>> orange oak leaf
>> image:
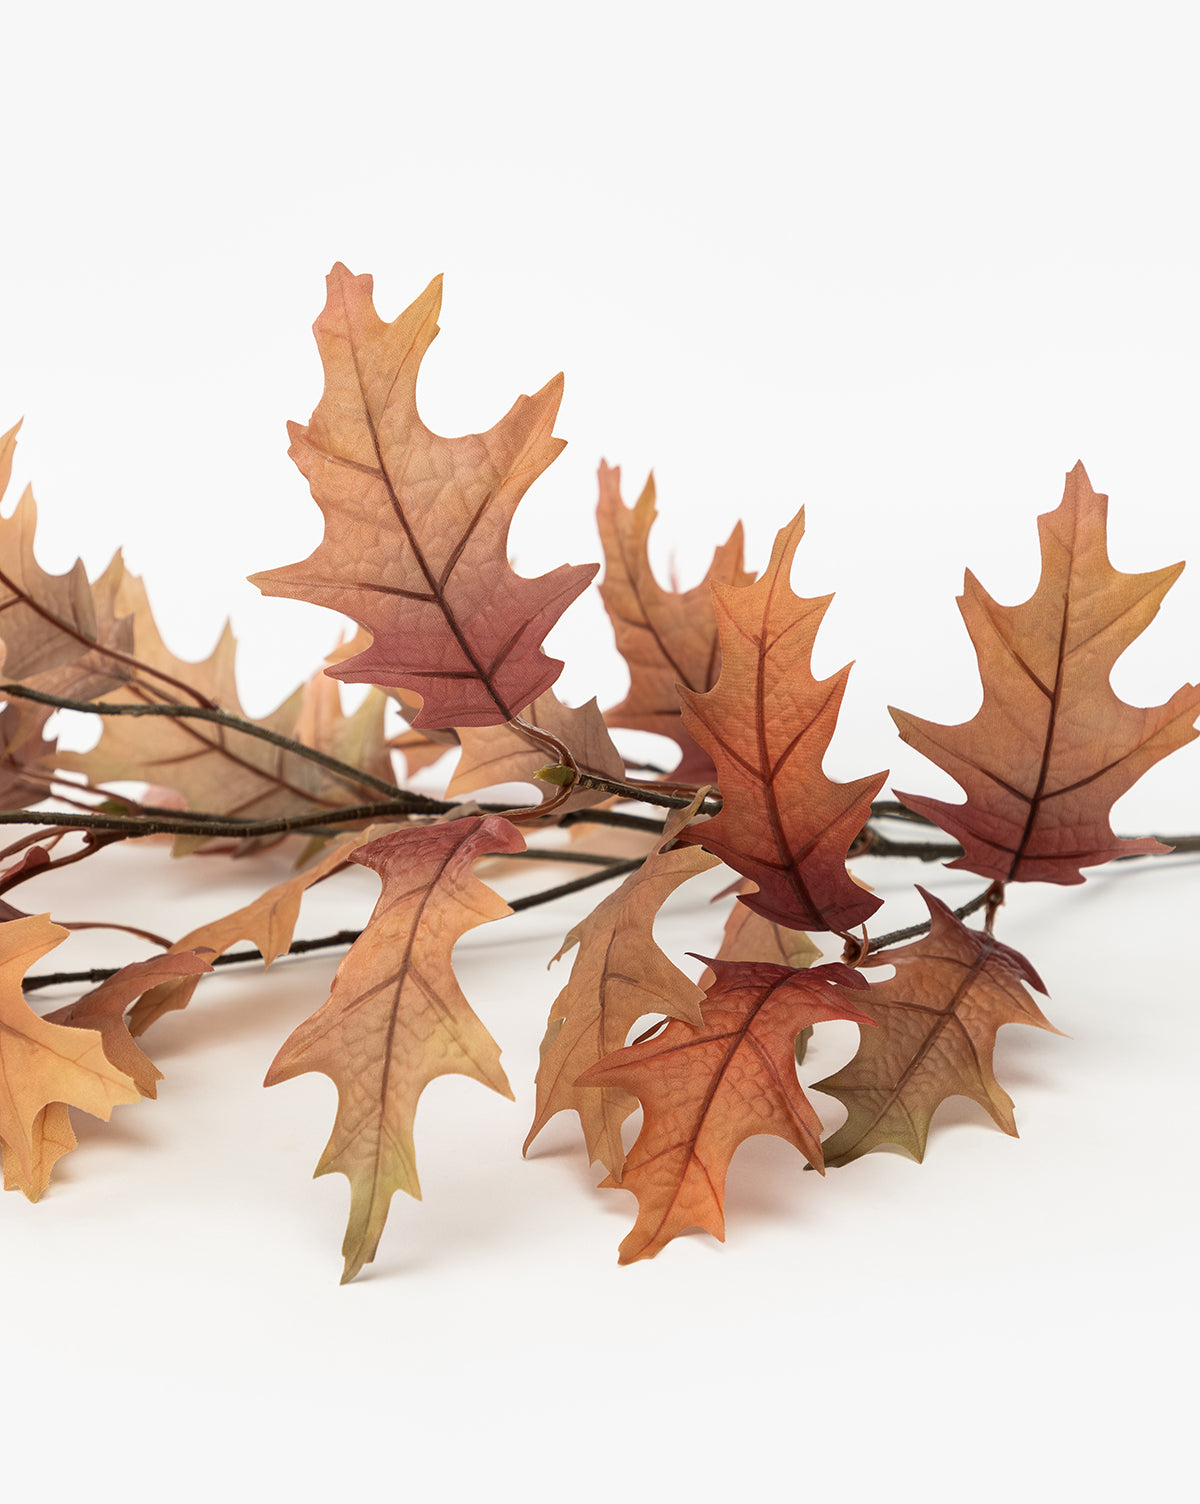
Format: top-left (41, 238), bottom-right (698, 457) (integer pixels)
top-left (264, 815), bottom-right (523, 1282)
top-left (249, 265), bottom-right (597, 729)
top-left (598, 463), bottom-right (753, 779)
top-left (2, 1102), bottom-right (74, 1201)
top-left (45, 951), bottom-right (214, 1095)
top-left (60, 561), bottom-right (393, 849)
top-left (448, 688), bottom-right (625, 813)
top-left (126, 825), bottom-right (388, 1035)
top-left (814, 889), bottom-right (1061, 1166)
top-left (0, 915), bottom-right (144, 1194)
top-left (891, 464), bottom-right (1200, 883)
top-left (676, 511), bottom-right (886, 933)
top-left (524, 839), bottom-right (720, 1178)
top-left (1, 950), bottom-right (213, 1201)
top-left (580, 956), bottom-right (873, 1263)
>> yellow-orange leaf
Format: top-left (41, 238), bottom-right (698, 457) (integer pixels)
top-left (892, 463), bottom-right (1200, 883)
top-left (0, 915), bottom-right (143, 1193)
top-left (524, 839), bottom-right (719, 1178)
top-left (265, 815), bottom-right (522, 1282)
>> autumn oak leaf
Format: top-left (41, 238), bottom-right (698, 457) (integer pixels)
top-left (580, 957), bottom-right (873, 1264)
top-left (814, 889), bottom-right (1062, 1166)
top-left (676, 511), bottom-right (886, 933)
top-left (524, 839), bottom-right (720, 1178)
top-left (249, 266), bottom-right (597, 728)
top-left (265, 815), bottom-right (523, 1282)
top-left (891, 463), bottom-right (1200, 883)
top-left (0, 915), bottom-right (145, 1195)
top-left (597, 463), bottom-right (753, 779)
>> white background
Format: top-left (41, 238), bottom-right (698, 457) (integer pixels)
top-left (1, 3), bottom-right (1197, 1499)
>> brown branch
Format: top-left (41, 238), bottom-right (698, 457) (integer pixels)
top-left (1, 682), bottom-right (417, 804)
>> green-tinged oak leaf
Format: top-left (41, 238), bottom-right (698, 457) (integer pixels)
top-left (449, 688), bottom-right (625, 813)
top-left (524, 839), bottom-right (720, 1178)
top-left (249, 265), bottom-right (597, 729)
top-left (580, 956), bottom-right (873, 1263)
top-left (0, 914), bottom-right (143, 1195)
top-left (814, 888), bottom-right (1062, 1166)
top-left (677, 511), bottom-right (886, 933)
top-left (891, 463), bottom-right (1200, 883)
top-left (265, 815), bottom-right (523, 1283)
top-left (598, 462), bottom-right (753, 780)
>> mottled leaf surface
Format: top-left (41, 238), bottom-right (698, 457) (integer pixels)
top-left (677, 512), bottom-right (885, 932)
top-left (525, 840), bottom-right (719, 1177)
top-left (815, 889), bottom-right (1061, 1166)
top-left (892, 464), bottom-right (1200, 883)
top-left (580, 957), bottom-right (872, 1263)
top-left (598, 463), bottom-right (752, 779)
top-left (251, 266), bottom-right (596, 727)
top-left (265, 815), bottom-right (522, 1282)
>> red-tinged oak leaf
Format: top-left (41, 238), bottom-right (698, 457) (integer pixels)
top-left (892, 463), bottom-right (1200, 884)
top-left (524, 839), bottom-right (720, 1178)
top-left (814, 888), bottom-right (1062, 1167)
top-left (598, 463), bottom-right (754, 780)
top-left (449, 688), bottom-right (625, 813)
top-left (328, 625), bottom-right (456, 776)
top-left (0, 915), bottom-right (144, 1195)
top-left (580, 956), bottom-right (873, 1264)
top-left (701, 878), bottom-right (822, 1065)
top-left (676, 511), bottom-right (886, 933)
top-left (265, 815), bottom-right (523, 1283)
top-left (701, 880), bottom-right (821, 981)
top-left (44, 951), bottom-right (214, 1097)
top-left (249, 265), bottom-right (597, 729)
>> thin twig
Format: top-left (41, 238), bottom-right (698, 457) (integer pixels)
top-left (1, 682), bottom-right (416, 803)
top-left (867, 886), bottom-right (993, 953)
top-left (23, 858), bottom-right (651, 995)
